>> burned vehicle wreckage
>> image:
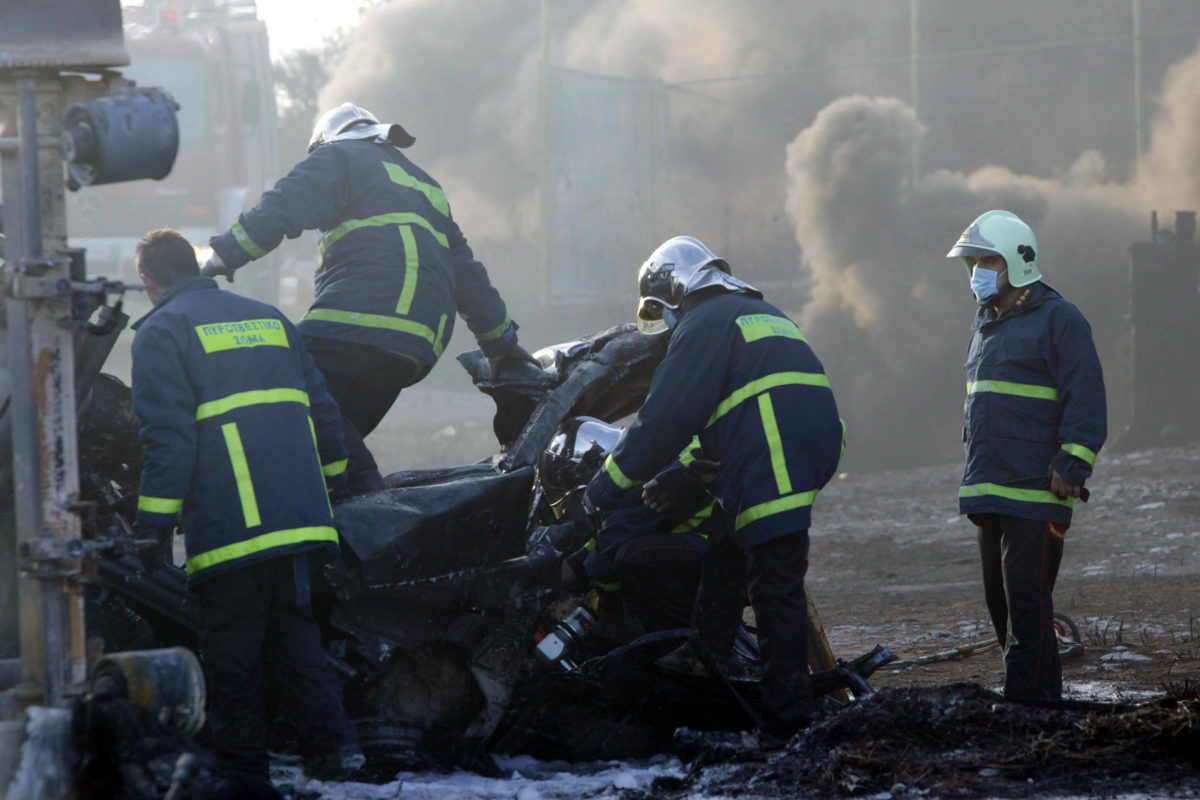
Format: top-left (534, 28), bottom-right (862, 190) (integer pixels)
top-left (78, 322), bottom-right (894, 772)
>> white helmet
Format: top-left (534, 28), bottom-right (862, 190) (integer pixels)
top-left (636, 236), bottom-right (760, 334)
top-left (946, 210), bottom-right (1041, 288)
top-left (308, 103), bottom-right (416, 153)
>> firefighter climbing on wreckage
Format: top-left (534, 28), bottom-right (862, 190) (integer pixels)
top-left (202, 103), bottom-right (539, 494)
top-left (583, 235), bottom-right (846, 749)
top-left (130, 229), bottom-right (366, 785)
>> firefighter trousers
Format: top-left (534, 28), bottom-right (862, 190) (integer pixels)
top-left (303, 335), bottom-right (427, 494)
top-left (194, 552), bottom-right (357, 781)
top-left (694, 526), bottom-right (813, 742)
top-left (973, 513), bottom-right (1065, 701)
top-left (615, 531), bottom-right (706, 633)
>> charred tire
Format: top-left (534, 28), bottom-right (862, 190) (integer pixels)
top-left (1054, 611), bottom-right (1083, 661)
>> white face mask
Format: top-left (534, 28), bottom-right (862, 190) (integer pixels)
top-left (970, 266), bottom-right (1007, 304)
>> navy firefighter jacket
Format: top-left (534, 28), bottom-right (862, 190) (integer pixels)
top-left (132, 277), bottom-right (349, 584)
top-left (586, 291), bottom-right (844, 548)
top-left (209, 139), bottom-right (517, 366)
top-left (960, 281), bottom-right (1106, 526)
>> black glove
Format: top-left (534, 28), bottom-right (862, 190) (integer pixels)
top-left (487, 344), bottom-right (542, 377)
top-left (201, 253), bottom-right (238, 283)
top-left (139, 525), bottom-right (174, 570)
top-left (642, 459), bottom-right (719, 515)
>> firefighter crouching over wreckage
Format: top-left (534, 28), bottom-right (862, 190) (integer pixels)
top-left (552, 428), bottom-right (718, 636)
top-left (131, 230), bottom-right (365, 784)
top-left (947, 210), bottom-right (1107, 702)
top-left (584, 236), bottom-right (845, 748)
top-left (203, 103), bottom-right (536, 493)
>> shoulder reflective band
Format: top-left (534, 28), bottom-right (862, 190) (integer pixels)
top-left (137, 495), bottom-right (182, 514)
top-left (1060, 443), bottom-right (1097, 466)
top-left (967, 380), bottom-right (1058, 401)
top-left (735, 489), bottom-right (818, 531)
top-left (187, 525), bottom-right (339, 574)
top-left (735, 314), bottom-right (807, 344)
top-left (476, 314), bottom-right (512, 342)
top-left (196, 388), bottom-right (310, 421)
top-left (221, 422), bottom-right (261, 528)
top-left (194, 318), bottom-right (289, 354)
top-left (959, 483), bottom-right (1074, 508)
top-left (395, 225), bottom-right (420, 315)
top-left (708, 372), bottom-right (831, 427)
top-left (231, 220), bottom-right (267, 259)
top-left (383, 162), bottom-right (450, 217)
top-left (604, 454), bottom-right (641, 489)
top-left (303, 307), bottom-right (442, 350)
top-left (318, 212), bottom-right (448, 255)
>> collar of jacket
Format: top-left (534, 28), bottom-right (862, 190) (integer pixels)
top-left (131, 276), bottom-right (219, 330)
top-left (971, 280), bottom-right (1059, 331)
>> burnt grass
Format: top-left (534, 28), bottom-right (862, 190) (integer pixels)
top-left (647, 682), bottom-right (1200, 799)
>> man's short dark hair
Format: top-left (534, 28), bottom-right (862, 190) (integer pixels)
top-left (136, 229), bottom-right (199, 289)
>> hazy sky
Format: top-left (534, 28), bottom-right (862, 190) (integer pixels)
top-left (253, 0), bottom-right (360, 56)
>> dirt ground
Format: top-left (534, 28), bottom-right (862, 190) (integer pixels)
top-left (645, 442), bottom-right (1200, 800)
top-left (809, 441), bottom-right (1200, 699)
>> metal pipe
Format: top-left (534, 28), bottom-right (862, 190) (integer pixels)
top-left (18, 79), bottom-right (42, 261)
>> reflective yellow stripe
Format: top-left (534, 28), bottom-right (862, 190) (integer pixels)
top-left (757, 393), bottom-right (793, 495)
top-left (186, 526), bottom-right (339, 574)
top-left (671, 501), bottom-right (714, 533)
top-left (322, 458), bottom-right (348, 477)
top-left (839, 418), bottom-right (847, 460)
top-left (319, 212), bottom-right (448, 254)
top-left (138, 496), bottom-right (181, 514)
top-left (959, 483), bottom-right (1074, 508)
top-left (735, 314), bottom-right (807, 344)
top-left (677, 436), bottom-right (702, 467)
top-left (231, 221), bottom-right (267, 258)
top-left (707, 372), bottom-right (831, 427)
top-left (383, 162), bottom-right (450, 217)
top-left (196, 388), bottom-right (309, 421)
top-left (1060, 443), bottom-right (1097, 466)
top-left (604, 455), bottom-right (640, 489)
top-left (307, 417), bottom-right (334, 515)
top-left (476, 314), bottom-right (511, 342)
top-left (194, 318), bottom-right (289, 354)
top-left (735, 490), bottom-right (818, 531)
top-left (433, 314), bottom-right (448, 357)
top-left (395, 225), bottom-right (420, 315)
top-left (303, 307), bottom-right (440, 347)
top-left (967, 380), bottom-right (1058, 401)
top-left (221, 422), bottom-right (261, 528)
top-left (593, 579), bottom-right (621, 592)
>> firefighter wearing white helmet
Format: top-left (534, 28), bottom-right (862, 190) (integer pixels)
top-left (586, 235), bottom-right (845, 746)
top-left (946, 210), bottom-right (1106, 702)
top-left (204, 102), bottom-right (535, 494)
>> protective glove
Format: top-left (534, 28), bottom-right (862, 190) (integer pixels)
top-left (139, 525), bottom-right (174, 570)
top-left (642, 459), bottom-right (720, 515)
top-left (201, 252), bottom-right (238, 283)
top-left (487, 344), bottom-right (542, 376)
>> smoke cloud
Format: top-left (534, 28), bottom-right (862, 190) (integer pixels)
top-left (317, 0), bottom-right (1200, 470)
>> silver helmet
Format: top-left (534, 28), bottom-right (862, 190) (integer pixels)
top-left (636, 236), bottom-right (760, 334)
top-left (307, 103), bottom-right (416, 153)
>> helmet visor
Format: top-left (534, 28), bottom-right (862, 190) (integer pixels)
top-left (636, 297), bottom-right (670, 334)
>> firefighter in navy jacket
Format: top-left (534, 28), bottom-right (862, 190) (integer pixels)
top-left (948, 210), bottom-right (1106, 702)
top-left (585, 236), bottom-right (844, 745)
top-left (132, 230), bottom-right (362, 782)
top-left (204, 103), bottom-right (532, 493)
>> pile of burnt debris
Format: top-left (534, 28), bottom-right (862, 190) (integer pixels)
top-left (654, 682), bottom-right (1200, 799)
